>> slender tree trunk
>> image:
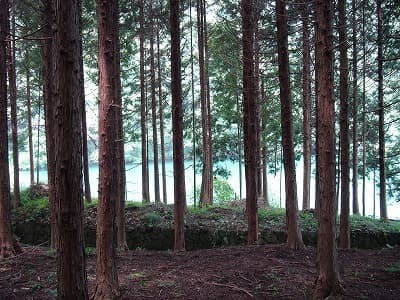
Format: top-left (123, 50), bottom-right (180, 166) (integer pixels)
top-left (0, 0), bottom-right (21, 258)
top-left (6, 0), bottom-right (20, 208)
top-left (276, 0), bottom-right (304, 250)
top-left (301, 1), bottom-right (312, 211)
top-left (351, 0), bottom-right (359, 215)
top-left (156, 20), bottom-right (167, 205)
top-left (26, 50), bottom-right (35, 187)
top-left (78, 4), bottom-right (91, 204)
top-left (377, 0), bottom-right (387, 221)
top-left (170, 0), bottom-right (185, 251)
top-left (114, 0), bottom-right (127, 250)
top-left (338, 0), bottom-right (350, 249)
top-left (261, 81), bottom-right (269, 207)
top-left (313, 0), bottom-right (342, 297)
top-left (53, 0), bottom-right (88, 298)
top-left (140, 0), bottom-right (150, 203)
top-left (242, 0), bottom-right (258, 245)
top-left (361, 0), bottom-right (366, 217)
top-left (236, 70), bottom-right (242, 201)
top-left (190, 0), bottom-right (196, 206)
top-left (197, 0), bottom-right (212, 207)
top-left (94, 0), bottom-right (121, 298)
top-left (42, 0), bottom-right (57, 250)
top-left (149, 0), bottom-right (161, 204)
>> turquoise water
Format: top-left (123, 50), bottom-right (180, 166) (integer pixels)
top-left (13, 159), bottom-right (400, 219)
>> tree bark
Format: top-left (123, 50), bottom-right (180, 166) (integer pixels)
top-left (53, 0), bottom-right (88, 298)
top-left (338, 0), bottom-right (350, 249)
top-left (190, 0), bottom-right (196, 206)
top-left (275, 0), bottom-right (304, 250)
top-left (313, 0), bottom-right (342, 297)
top-left (42, 0), bottom-right (57, 250)
top-left (0, 0), bottom-right (21, 259)
top-left (140, 0), bottom-right (150, 203)
top-left (361, 0), bottom-right (366, 217)
top-left (156, 20), bottom-right (167, 205)
top-left (197, 0), bottom-right (213, 207)
top-left (26, 50), bottom-right (35, 187)
top-left (301, 1), bottom-right (312, 211)
top-left (6, 0), bottom-right (20, 208)
top-left (242, 0), bottom-right (258, 245)
top-left (170, 0), bottom-right (186, 251)
top-left (351, 0), bottom-right (359, 215)
top-left (94, 0), bottom-right (121, 298)
top-left (150, 0), bottom-right (161, 204)
top-left (377, 0), bottom-right (387, 221)
top-left (261, 81), bottom-right (269, 207)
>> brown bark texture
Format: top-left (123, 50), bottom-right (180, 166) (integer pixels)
top-left (275, 0), bottom-right (304, 250)
top-left (150, 0), bottom-right (161, 204)
top-left (351, 0), bottom-right (359, 215)
top-left (53, 0), bottom-right (88, 298)
top-left (197, 0), bottom-right (213, 207)
top-left (301, 1), bottom-right (312, 211)
top-left (313, 0), bottom-right (342, 298)
top-left (170, 0), bottom-right (186, 251)
top-left (242, 0), bottom-right (258, 245)
top-left (26, 50), bottom-right (35, 187)
top-left (42, 0), bottom-right (58, 250)
top-left (338, 0), bottom-right (350, 249)
top-left (6, 2), bottom-right (20, 208)
top-left (94, 0), bottom-right (121, 298)
top-left (0, 0), bottom-right (21, 259)
top-left (139, 0), bottom-right (150, 203)
top-left (377, 0), bottom-right (387, 221)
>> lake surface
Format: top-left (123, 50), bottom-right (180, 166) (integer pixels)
top-left (13, 159), bottom-right (400, 219)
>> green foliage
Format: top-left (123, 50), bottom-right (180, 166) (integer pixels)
top-left (213, 177), bottom-right (235, 205)
top-left (144, 211), bottom-right (162, 226)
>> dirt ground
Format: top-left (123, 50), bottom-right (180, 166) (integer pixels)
top-left (0, 244), bottom-right (399, 299)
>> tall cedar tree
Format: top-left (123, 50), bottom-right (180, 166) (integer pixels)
top-left (53, 0), bottom-right (88, 297)
top-left (301, 1), bottom-right (312, 210)
top-left (42, 0), bottom-right (57, 249)
top-left (242, 0), bottom-right (258, 245)
top-left (157, 18), bottom-right (168, 204)
top-left (170, 0), bottom-right (186, 251)
top-left (115, 0), bottom-right (127, 250)
top-left (313, 0), bottom-right (342, 297)
top-left (140, 0), bottom-right (150, 203)
top-left (197, 0), bottom-right (213, 207)
top-left (7, 1), bottom-right (20, 208)
top-left (377, 0), bottom-right (387, 220)
top-left (351, 0), bottom-right (359, 215)
top-left (0, 0), bottom-right (21, 258)
top-left (94, 0), bottom-right (121, 298)
top-left (26, 51), bottom-right (35, 186)
top-left (338, 0), bottom-right (350, 249)
top-left (275, 0), bottom-right (305, 250)
top-left (150, 0), bottom-right (161, 204)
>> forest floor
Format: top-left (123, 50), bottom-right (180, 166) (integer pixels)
top-left (0, 243), bottom-right (399, 299)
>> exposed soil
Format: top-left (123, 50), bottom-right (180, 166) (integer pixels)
top-left (0, 243), bottom-right (399, 299)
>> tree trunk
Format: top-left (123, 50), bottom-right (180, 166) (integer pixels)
top-left (242, 0), bottom-right (258, 245)
top-left (53, 0), bottom-right (88, 298)
top-left (156, 20), bottom-right (167, 205)
top-left (351, 0), bottom-right (359, 215)
top-left (301, 1), bottom-right (311, 211)
top-left (6, 0), bottom-right (20, 208)
top-left (114, 0), bottom-right (127, 250)
top-left (26, 50), bottom-right (35, 187)
top-left (150, 0), bottom-right (161, 204)
top-left (276, 0), bottom-right (304, 250)
top-left (42, 0), bottom-right (57, 250)
top-left (94, 0), bottom-right (121, 298)
top-left (261, 81), bottom-right (269, 207)
top-left (140, 0), bottom-right (150, 203)
top-left (170, 0), bottom-right (186, 251)
top-left (197, 0), bottom-right (212, 207)
top-left (361, 0), bottom-right (366, 217)
top-left (313, 0), bottom-right (342, 297)
top-left (189, 0), bottom-right (196, 206)
top-left (0, 0), bottom-right (21, 258)
top-left (338, 0), bottom-right (350, 249)
top-left (377, 0), bottom-right (387, 221)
